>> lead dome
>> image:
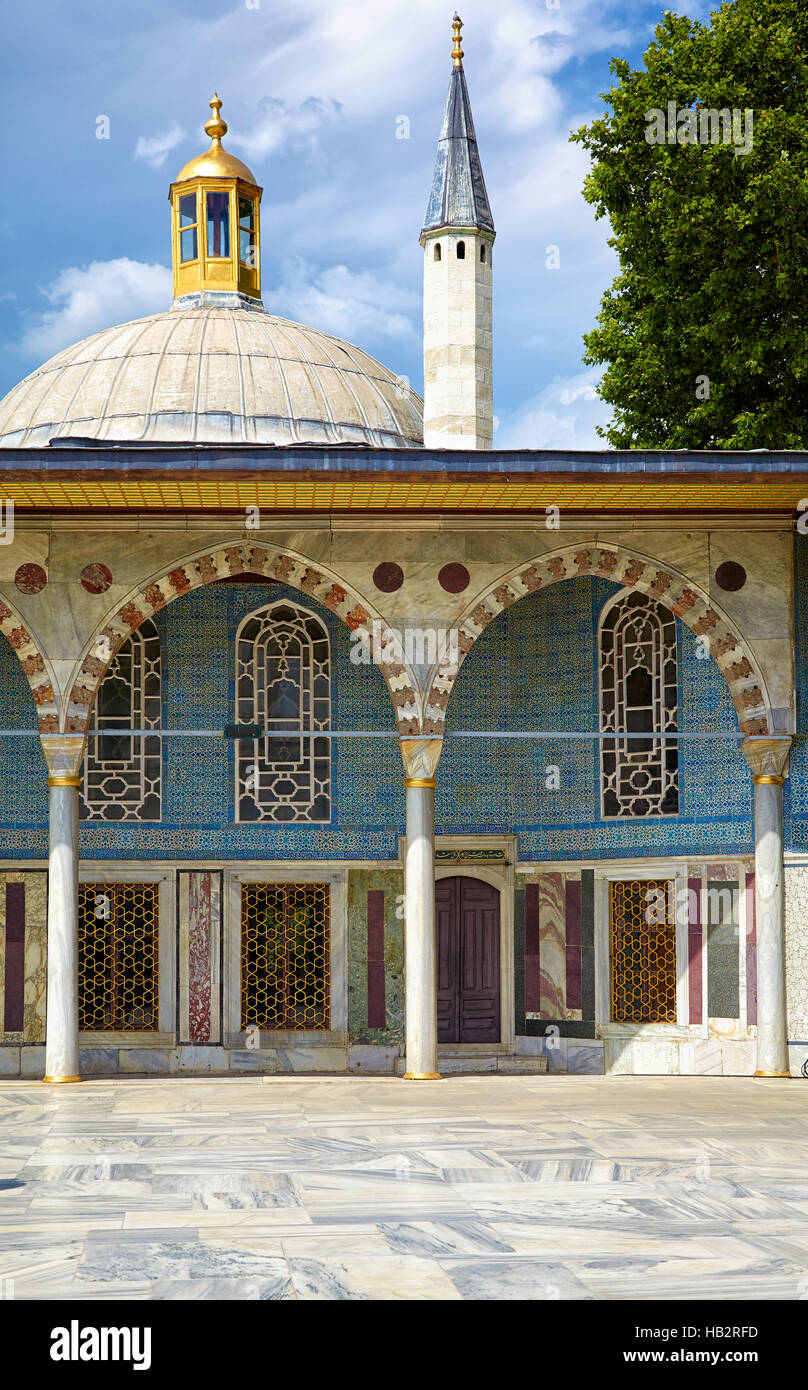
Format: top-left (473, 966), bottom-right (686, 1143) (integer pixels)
top-left (0, 308), bottom-right (423, 448)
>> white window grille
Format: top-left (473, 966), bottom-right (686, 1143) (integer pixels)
top-left (80, 622), bottom-right (162, 821)
top-left (235, 600), bottom-right (331, 823)
top-left (599, 590), bottom-right (679, 818)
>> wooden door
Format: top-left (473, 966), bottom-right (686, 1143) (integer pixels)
top-left (436, 876), bottom-right (500, 1044)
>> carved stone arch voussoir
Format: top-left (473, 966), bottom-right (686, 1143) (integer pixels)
top-left (421, 544), bottom-right (773, 738)
top-left (63, 542), bottom-right (419, 735)
top-left (0, 594), bottom-right (60, 732)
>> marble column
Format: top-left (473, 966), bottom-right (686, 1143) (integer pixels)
top-left (401, 737), bottom-right (443, 1080)
top-left (741, 736), bottom-right (792, 1078)
top-left (41, 735), bottom-right (86, 1083)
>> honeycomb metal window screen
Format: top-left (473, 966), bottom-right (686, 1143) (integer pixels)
top-left (235, 601), bottom-right (331, 823)
top-left (610, 878), bottom-right (677, 1023)
top-left (81, 621), bottom-right (162, 822)
top-left (241, 883), bottom-right (330, 1031)
top-left (78, 883), bottom-right (159, 1031)
top-left (600, 590), bottom-right (679, 818)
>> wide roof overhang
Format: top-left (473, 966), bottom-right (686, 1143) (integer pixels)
top-left (1, 443), bottom-right (807, 516)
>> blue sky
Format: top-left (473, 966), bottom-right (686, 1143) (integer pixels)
top-left (1, 0), bottom-right (711, 447)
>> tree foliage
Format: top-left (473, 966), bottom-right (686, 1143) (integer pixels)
top-left (571, 0), bottom-right (808, 448)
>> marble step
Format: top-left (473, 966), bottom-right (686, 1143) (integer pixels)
top-left (423, 1054), bottom-right (549, 1076)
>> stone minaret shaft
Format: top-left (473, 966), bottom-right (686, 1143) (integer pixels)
top-left (420, 15), bottom-right (495, 450)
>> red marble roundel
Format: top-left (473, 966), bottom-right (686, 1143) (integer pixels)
top-left (14, 563), bottom-right (47, 595)
top-left (715, 561), bottom-right (747, 592)
top-left (80, 563), bottom-right (113, 594)
top-left (373, 562), bottom-right (404, 593)
top-left (438, 563), bottom-right (470, 594)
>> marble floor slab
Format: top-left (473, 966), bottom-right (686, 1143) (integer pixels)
top-left (0, 1075), bottom-right (805, 1299)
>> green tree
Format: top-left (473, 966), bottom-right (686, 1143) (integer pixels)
top-left (571, 0), bottom-right (808, 448)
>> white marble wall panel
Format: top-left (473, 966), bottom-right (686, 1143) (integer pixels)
top-left (785, 866), bottom-right (808, 1042)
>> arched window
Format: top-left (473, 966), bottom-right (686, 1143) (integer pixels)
top-left (434, 242), bottom-right (442, 262)
top-left (480, 244), bottom-right (486, 263)
top-left (456, 240), bottom-right (466, 259)
top-left (81, 621), bottom-right (162, 821)
top-left (599, 590), bottom-right (678, 818)
top-left (235, 600), bottom-right (331, 823)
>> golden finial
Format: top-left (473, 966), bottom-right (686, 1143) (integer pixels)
top-left (451, 12), bottom-right (463, 66)
top-left (204, 93), bottom-right (228, 146)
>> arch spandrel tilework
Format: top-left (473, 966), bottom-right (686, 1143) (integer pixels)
top-left (64, 543), bottom-right (419, 738)
top-left (424, 545), bottom-right (773, 739)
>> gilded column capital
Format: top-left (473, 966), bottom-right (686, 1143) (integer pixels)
top-left (741, 736), bottom-right (792, 783)
top-left (400, 736), bottom-right (444, 783)
top-left (40, 734), bottom-right (87, 782)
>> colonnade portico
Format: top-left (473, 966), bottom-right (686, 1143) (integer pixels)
top-left (3, 528), bottom-right (794, 1084)
top-left (29, 663), bottom-right (797, 1085)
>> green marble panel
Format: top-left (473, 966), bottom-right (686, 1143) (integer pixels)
top-left (347, 868), bottom-right (404, 1045)
top-left (706, 881), bottom-right (740, 1019)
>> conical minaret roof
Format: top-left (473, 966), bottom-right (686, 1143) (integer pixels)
top-left (421, 15), bottom-right (495, 238)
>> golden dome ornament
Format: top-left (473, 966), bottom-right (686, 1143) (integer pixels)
top-left (173, 93), bottom-right (258, 184)
top-left (452, 12), bottom-right (463, 67)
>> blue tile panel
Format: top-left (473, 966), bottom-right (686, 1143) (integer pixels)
top-left (786, 534), bottom-right (808, 849)
top-left (437, 577), bottom-right (752, 858)
top-left (0, 577), bottom-right (752, 860)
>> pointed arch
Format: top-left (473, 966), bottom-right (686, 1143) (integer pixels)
top-left (423, 544), bottom-right (773, 737)
top-left (598, 587), bottom-right (679, 818)
top-left (235, 597), bottom-right (331, 823)
top-left (80, 618), bottom-right (162, 820)
top-left (0, 593), bottom-right (60, 731)
top-left (64, 541), bottom-right (419, 735)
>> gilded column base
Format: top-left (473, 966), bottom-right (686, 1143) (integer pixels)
top-left (402, 1072), bottom-right (442, 1080)
top-left (43, 1075), bottom-right (82, 1084)
top-left (753, 1069), bottom-right (791, 1078)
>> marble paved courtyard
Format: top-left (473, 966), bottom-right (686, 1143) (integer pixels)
top-left (0, 1074), bottom-right (806, 1300)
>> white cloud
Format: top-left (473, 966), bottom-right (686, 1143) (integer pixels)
top-left (134, 124), bottom-right (187, 169)
top-left (230, 97), bottom-right (343, 160)
top-left (495, 366), bottom-right (612, 449)
top-left (21, 259), bottom-right (172, 360)
top-left (264, 257), bottom-right (419, 348)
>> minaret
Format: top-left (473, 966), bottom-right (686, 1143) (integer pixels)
top-left (420, 15), bottom-right (495, 450)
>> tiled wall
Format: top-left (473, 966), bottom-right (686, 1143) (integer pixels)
top-left (439, 577), bottom-right (753, 859)
top-left (788, 534), bottom-right (808, 851)
top-left (0, 576), bottom-right (753, 862)
top-left (0, 583), bottom-right (403, 860)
